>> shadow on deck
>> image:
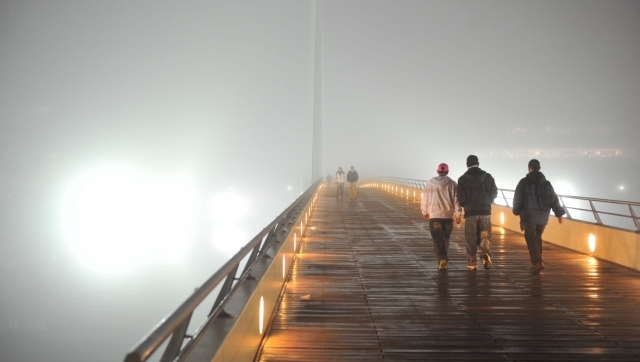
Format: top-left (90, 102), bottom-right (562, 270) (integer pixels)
top-left (257, 186), bottom-right (640, 361)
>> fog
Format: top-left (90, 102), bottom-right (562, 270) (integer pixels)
top-left (1, 1), bottom-right (639, 361)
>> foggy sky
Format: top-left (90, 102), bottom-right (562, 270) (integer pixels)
top-left (1, 1), bottom-right (640, 361)
top-left (322, 0), bottom-right (640, 180)
top-left (1, 0), bottom-right (639, 195)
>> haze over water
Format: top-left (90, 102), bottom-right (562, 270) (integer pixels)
top-left (1, 1), bottom-right (639, 361)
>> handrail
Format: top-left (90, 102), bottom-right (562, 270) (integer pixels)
top-left (124, 179), bottom-right (322, 362)
top-left (369, 177), bottom-right (640, 233)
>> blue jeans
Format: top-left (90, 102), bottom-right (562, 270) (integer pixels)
top-left (336, 183), bottom-right (344, 198)
top-left (464, 215), bottom-right (492, 266)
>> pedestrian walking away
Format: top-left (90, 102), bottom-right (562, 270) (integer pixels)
top-left (421, 163), bottom-right (461, 270)
top-left (326, 173), bottom-right (332, 185)
top-left (457, 155), bottom-right (497, 270)
top-left (512, 159), bottom-right (565, 272)
top-left (347, 166), bottom-right (359, 200)
top-left (335, 167), bottom-right (346, 200)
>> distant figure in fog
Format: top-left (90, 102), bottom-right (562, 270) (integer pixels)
top-left (347, 166), bottom-right (359, 200)
top-left (326, 173), bottom-right (332, 185)
top-left (457, 155), bottom-right (498, 270)
top-left (512, 159), bottom-right (565, 272)
top-left (335, 167), bottom-right (346, 200)
top-left (421, 163), bottom-right (461, 270)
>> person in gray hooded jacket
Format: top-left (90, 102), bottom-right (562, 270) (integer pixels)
top-left (421, 163), bottom-right (461, 270)
top-left (457, 155), bottom-right (498, 270)
top-left (512, 159), bottom-right (565, 271)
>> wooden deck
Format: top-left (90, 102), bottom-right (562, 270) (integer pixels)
top-left (257, 186), bottom-right (640, 361)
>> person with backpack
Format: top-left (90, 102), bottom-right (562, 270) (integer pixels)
top-left (335, 167), bottom-right (346, 200)
top-left (512, 159), bottom-right (565, 272)
top-left (421, 163), bottom-right (461, 270)
top-left (457, 155), bottom-right (498, 270)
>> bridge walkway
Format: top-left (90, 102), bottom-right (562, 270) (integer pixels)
top-left (256, 186), bottom-right (640, 361)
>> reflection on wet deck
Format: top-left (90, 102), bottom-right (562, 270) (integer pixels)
top-left (257, 187), bottom-right (640, 361)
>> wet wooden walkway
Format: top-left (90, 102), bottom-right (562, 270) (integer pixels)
top-left (257, 186), bottom-right (640, 361)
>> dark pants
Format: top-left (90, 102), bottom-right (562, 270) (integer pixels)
top-left (464, 215), bottom-right (492, 265)
top-left (336, 183), bottom-right (344, 198)
top-left (429, 219), bottom-right (454, 262)
top-left (523, 223), bottom-right (546, 263)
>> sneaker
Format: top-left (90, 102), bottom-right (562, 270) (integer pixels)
top-left (438, 260), bottom-right (448, 270)
top-left (482, 253), bottom-right (492, 270)
top-left (467, 263), bottom-right (477, 270)
top-left (534, 261), bottom-right (545, 271)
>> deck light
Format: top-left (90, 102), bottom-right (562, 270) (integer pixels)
top-left (283, 255), bottom-right (285, 278)
top-left (588, 233), bottom-right (596, 252)
top-left (294, 233), bottom-right (297, 251)
top-left (259, 296), bottom-right (264, 334)
top-left (500, 212), bottom-right (505, 225)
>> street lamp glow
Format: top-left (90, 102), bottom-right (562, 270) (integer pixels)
top-left (61, 165), bottom-right (196, 274)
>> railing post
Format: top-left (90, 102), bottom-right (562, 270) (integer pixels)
top-left (629, 205), bottom-right (640, 233)
top-left (589, 200), bottom-right (603, 225)
top-left (209, 264), bottom-right (239, 317)
top-left (159, 294), bottom-right (194, 362)
top-left (560, 197), bottom-right (572, 220)
top-left (501, 190), bottom-right (509, 207)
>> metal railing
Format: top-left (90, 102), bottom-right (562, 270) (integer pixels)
top-left (124, 179), bottom-right (322, 362)
top-left (369, 177), bottom-right (640, 233)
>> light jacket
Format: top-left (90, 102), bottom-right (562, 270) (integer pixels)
top-left (335, 171), bottom-right (346, 183)
top-left (421, 176), bottom-right (462, 219)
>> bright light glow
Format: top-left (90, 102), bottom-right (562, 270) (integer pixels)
top-left (294, 233), bottom-right (297, 251)
top-left (300, 221), bottom-right (303, 233)
top-left (61, 165), bottom-right (196, 273)
top-left (500, 212), bottom-right (505, 225)
top-left (620, 186), bottom-right (624, 190)
top-left (259, 296), bottom-right (264, 334)
top-left (588, 233), bottom-right (596, 252)
top-left (211, 226), bottom-right (247, 253)
top-left (210, 192), bottom-right (248, 222)
top-left (210, 192), bottom-right (249, 253)
top-left (282, 255), bottom-right (285, 278)
top-left (553, 181), bottom-right (575, 196)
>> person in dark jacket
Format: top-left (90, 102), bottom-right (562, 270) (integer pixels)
top-left (512, 159), bottom-right (565, 271)
top-left (347, 166), bottom-right (359, 200)
top-left (457, 155), bottom-right (498, 270)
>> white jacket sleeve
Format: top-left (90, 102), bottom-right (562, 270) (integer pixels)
top-left (420, 184), bottom-right (430, 216)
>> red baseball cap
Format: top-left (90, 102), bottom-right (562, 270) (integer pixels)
top-left (437, 163), bottom-right (449, 172)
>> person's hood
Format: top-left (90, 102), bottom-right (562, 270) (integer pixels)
top-left (429, 176), bottom-right (451, 187)
top-left (463, 167), bottom-right (487, 183)
top-left (526, 171), bottom-right (547, 185)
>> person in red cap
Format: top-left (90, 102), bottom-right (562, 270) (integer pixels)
top-left (420, 163), bottom-right (461, 270)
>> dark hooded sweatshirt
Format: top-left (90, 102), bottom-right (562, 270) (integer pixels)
top-left (457, 167), bottom-right (498, 217)
top-left (512, 171), bottom-right (565, 225)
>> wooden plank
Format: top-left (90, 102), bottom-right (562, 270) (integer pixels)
top-left (257, 187), bottom-right (640, 361)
